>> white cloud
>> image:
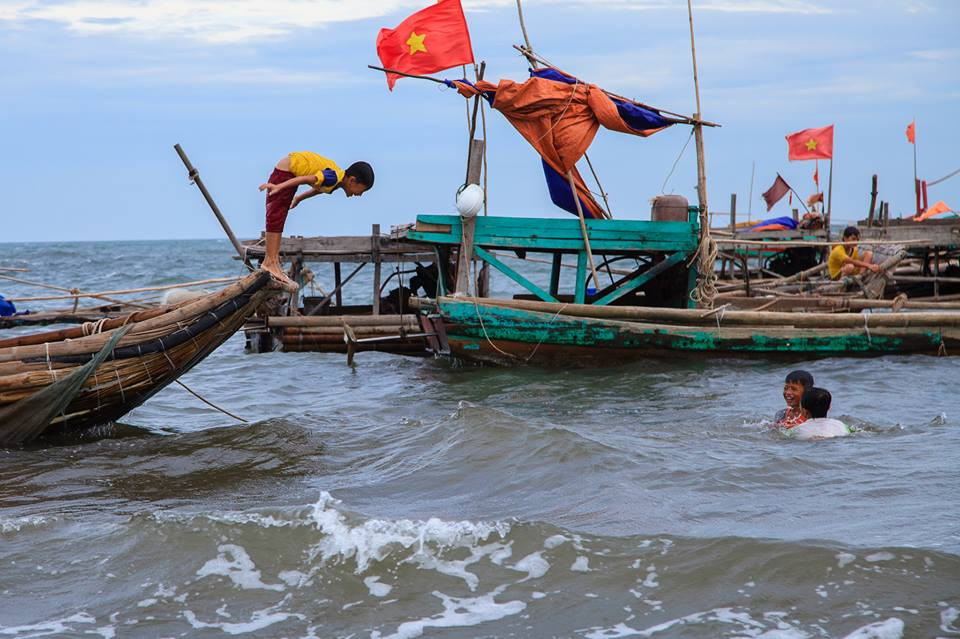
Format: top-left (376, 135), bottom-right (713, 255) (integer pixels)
top-left (0, 0), bottom-right (837, 43)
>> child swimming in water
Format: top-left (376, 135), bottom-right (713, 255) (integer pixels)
top-left (775, 370), bottom-right (814, 429)
top-left (790, 387), bottom-right (852, 440)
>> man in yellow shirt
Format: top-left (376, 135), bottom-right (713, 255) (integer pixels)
top-left (258, 151), bottom-right (374, 286)
top-left (828, 226), bottom-right (880, 280)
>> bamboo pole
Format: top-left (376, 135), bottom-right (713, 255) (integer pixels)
top-left (438, 295), bottom-right (960, 329)
top-left (173, 144), bottom-right (250, 267)
top-left (567, 170), bottom-right (601, 289)
top-left (0, 274), bottom-right (150, 309)
top-left (717, 238), bottom-right (933, 248)
top-left (3, 276), bottom-right (237, 302)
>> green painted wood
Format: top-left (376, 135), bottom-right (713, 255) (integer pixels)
top-left (434, 299), bottom-right (946, 356)
top-left (408, 215), bottom-right (699, 253)
top-left (685, 261), bottom-right (699, 309)
top-left (593, 251), bottom-right (688, 306)
top-left (575, 251), bottom-right (587, 304)
top-left (473, 246), bottom-right (558, 303)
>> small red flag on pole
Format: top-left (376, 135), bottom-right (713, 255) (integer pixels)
top-left (376, 0), bottom-right (475, 90)
top-left (762, 174), bottom-right (791, 211)
top-left (786, 125), bottom-right (834, 161)
top-left (813, 162), bottom-right (819, 189)
top-left (906, 120), bottom-right (916, 144)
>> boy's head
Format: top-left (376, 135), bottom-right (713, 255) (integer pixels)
top-left (783, 369), bottom-right (814, 409)
top-left (842, 226), bottom-right (860, 248)
top-left (341, 161), bottom-right (374, 197)
top-left (800, 387), bottom-right (832, 419)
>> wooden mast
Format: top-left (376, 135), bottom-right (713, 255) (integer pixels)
top-left (686, 0), bottom-right (708, 226)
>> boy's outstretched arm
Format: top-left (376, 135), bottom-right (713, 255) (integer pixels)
top-left (290, 187), bottom-right (323, 209)
top-left (259, 175), bottom-right (317, 196)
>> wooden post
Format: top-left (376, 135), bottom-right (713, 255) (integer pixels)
top-left (729, 193), bottom-right (737, 235)
top-left (792, 208), bottom-right (799, 222)
top-left (550, 253), bottom-right (562, 296)
top-left (826, 157), bottom-right (833, 241)
top-left (867, 174), bottom-right (878, 227)
top-left (686, 0), bottom-right (709, 237)
top-left (934, 246), bottom-right (941, 300)
top-left (173, 144), bottom-right (250, 267)
top-left (333, 262), bottom-right (343, 308)
top-left (372, 224), bottom-right (381, 315)
top-left (567, 170), bottom-right (601, 289)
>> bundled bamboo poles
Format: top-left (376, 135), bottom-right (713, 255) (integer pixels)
top-left (267, 314), bottom-right (427, 354)
top-left (0, 271), bottom-right (274, 444)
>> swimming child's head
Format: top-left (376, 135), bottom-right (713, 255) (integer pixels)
top-left (783, 369), bottom-right (814, 409)
top-left (342, 161), bottom-right (375, 197)
top-left (800, 387), bottom-right (831, 419)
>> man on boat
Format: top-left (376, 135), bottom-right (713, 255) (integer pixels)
top-left (258, 152), bottom-right (374, 287)
top-left (828, 226), bottom-right (880, 280)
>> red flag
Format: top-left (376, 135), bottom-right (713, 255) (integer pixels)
top-left (786, 125), bottom-right (834, 160)
top-left (906, 120), bottom-right (916, 144)
top-left (376, 0), bottom-right (474, 90)
top-left (762, 174), bottom-right (791, 211)
top-left (813, 162), bottom-right (819, 189)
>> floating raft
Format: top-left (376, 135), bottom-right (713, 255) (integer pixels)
top-left (0, 271), bottom-right (273, 445)
top-left (249, 314), bottom-right (428, 356)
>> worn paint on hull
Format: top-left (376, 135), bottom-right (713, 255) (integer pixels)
top-left (433, 299), bottom-right (955, 366)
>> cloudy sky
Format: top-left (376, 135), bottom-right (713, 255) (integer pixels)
top-left (2, 0), bottom-right (957, 242)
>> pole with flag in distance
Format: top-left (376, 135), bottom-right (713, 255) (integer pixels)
top-left (907, 119), bottom-right (920, 216)
top-left (762, 174), bottom-right (790, 212)
top-left (786, 124), bottom-right (833, 239)
top-left (375, 0), bottom-right (474, 90)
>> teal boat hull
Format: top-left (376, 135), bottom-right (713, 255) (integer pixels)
top-left (425, 299), bottom-right (956, 366)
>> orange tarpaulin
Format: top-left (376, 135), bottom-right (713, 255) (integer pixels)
top-left (449, 75), bottom-right (667, 219)
top-left (914, 200), bottom-right (953, 221)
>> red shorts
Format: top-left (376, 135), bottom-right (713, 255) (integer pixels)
top-left (265, 168), bottom-right (296, 233)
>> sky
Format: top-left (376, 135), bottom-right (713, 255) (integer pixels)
top-left (1, 0), bottom-right (958, 242)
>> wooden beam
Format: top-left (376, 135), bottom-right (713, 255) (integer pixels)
top-left (473, 246), bottom-right (558, 303)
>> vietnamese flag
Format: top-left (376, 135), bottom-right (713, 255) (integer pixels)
top-left (786, 125), bottom-right (834, 161)
top-left (376, 0), bottom-right (474, 90)
top-left (906, 120), bottom-right (916, 144)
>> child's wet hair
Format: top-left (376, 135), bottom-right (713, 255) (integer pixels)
top-left (801, 387), bottom-right (832, 419)
top-left (842, 226), bottom-right (860, 239)
top-left (785, 369), bottom-right (814, 388)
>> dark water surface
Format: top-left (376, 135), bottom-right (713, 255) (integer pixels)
top-left (1, 241), bottom-right (958, 638)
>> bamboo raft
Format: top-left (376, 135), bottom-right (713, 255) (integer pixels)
top-left (0, 271), bottom-right (273, 445)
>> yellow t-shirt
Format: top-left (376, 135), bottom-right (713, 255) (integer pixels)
top-left (288, 152), bottom-right (345, 194)
top-left (828, 244), bottom-right (859, 279)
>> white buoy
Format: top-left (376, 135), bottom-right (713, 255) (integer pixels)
top-left (456, 183), bottom-right (484, 218)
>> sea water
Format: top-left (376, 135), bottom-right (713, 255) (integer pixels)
top-left (0, 240), bottom-right (957, 638)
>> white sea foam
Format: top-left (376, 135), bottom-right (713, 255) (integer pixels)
top-left (571, 556), bottom-right (591, 572)
top-left (511, 551), bottom-right (551, 580)
top-left (864, 552), bottom-right (896, 563)
top-left (840, 618), bottom-right (904, 639)
top-left (0, 515), bottom-right (50, 534)
top-left (308, 492), bottom-right (510, 576)
top-left (365, 575), bottom-right (393, 598)
top-left (642, 565), bottom-right (659, 588)
top-left (543, 534), bottom-right (568, 549)
top-left (196, 544), bottom-right (285, 592)
top-left (836, 552), bottom-right (856, 567)
top-left (370, 588), bottom-right (526, 639)
top-left (583, 606), bottom-right (809, 639)
top-left (0, 612), bottom-right (95, 637)
top-left (940, 605), bottom-right (959, 634)
top-left (182, 609), bottom-right (303, 635)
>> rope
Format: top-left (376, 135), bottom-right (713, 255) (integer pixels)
top-left (689, 232), bottom-right (719, 308)
top-left (660, 128), bottom-right (694, 193)
top-left (176, 380), bottom-right (248, 423)
top-left (927, 167), bottom-right (960, 187)
top-left (474, 300), bottom-right (518, 359)
top-left (863, 311), bottom-right (872, 345)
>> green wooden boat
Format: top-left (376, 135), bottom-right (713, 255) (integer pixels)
top-left (406, 213), bottom-right (960, 366)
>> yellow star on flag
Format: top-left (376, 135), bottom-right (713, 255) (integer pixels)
top-left (805, 138), bottom-right (818, 151)
top-left (406, 31), bottom-right (427, 55)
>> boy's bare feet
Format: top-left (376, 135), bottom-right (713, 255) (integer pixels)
top-left (261, 261), bottom-right (299, 292)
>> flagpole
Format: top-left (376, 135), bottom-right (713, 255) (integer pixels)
top-left (913, 117), bottom-right (920, 216)
top-left (686, 0), bottom-right (708, 228)
top-left (826, 157), bottom-right (833, 242)
top-left (748, 161), bottom-right (755, 222)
